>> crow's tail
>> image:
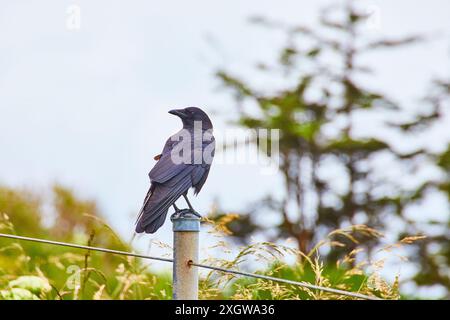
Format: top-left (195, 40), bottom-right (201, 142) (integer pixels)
top-left (135, 179), bottom-right (191, 234)
top-left (135, 207), bottom-right (169, 234)
top-left (135, 185), bottom-right (169, 234)
top-left (135, 187), bottom-right (153, 227)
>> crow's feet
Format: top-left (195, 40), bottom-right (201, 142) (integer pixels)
top-left (171, 208), bottom-right (201, 220)
top-left (189, 210), bottom-right (202, 218)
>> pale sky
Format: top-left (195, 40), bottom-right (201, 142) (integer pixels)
top-left (1, 1), bottom-right (450, 296)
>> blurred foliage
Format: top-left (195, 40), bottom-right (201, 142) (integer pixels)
top-left (215, 1), bottom-right (450, 298)
top-left (198, 220), bottom-right (421, 300)
top-left (0, 184), bottom-right (408, 300)
top-left (0, 184), bottom-right (172, 300)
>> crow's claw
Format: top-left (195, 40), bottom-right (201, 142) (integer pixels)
top-left (189, 211), bottom-right (202, 218)
top-left (171, 208), bottom-right (201, 220)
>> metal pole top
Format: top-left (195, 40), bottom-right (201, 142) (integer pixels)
top-left (171, 209), bottom-right (201, 232)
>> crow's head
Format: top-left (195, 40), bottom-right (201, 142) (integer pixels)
top-left (169, 107), bottom-right (213, 130)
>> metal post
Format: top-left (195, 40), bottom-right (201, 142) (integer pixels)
top-left (171, 210), bottom-right (200, 300)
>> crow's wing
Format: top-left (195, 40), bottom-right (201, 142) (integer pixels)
top-left (149, 152), bottom-right (188, 183)
top-left (192, 135), bottom-right (215, 195)
top-left (148, 135), bottom-right (194, 183)
top-left (191, 165), bottom-right (210, 195)
top-left (136, 137), bottom-right (182, 227)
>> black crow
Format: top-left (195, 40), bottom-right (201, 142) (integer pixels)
top-left (135, 107), bottom-right (215, 234)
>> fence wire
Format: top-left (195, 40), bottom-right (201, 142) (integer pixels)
top-left (0, 232), bottom-right (381, 300)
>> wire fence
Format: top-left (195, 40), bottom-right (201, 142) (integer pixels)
top-left (0, 232), bottom-right (382, 300)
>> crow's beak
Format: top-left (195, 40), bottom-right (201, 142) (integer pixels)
top-left (168, 109), bottom-right (187, 119)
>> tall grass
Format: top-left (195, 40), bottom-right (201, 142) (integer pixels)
top-left (0, 213), bottom-right (422, 300)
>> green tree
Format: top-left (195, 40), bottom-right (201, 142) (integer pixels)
top-left (216, 1), bottom-right (450, 296)
top-left (403, 79), bottom-right (450, 296)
